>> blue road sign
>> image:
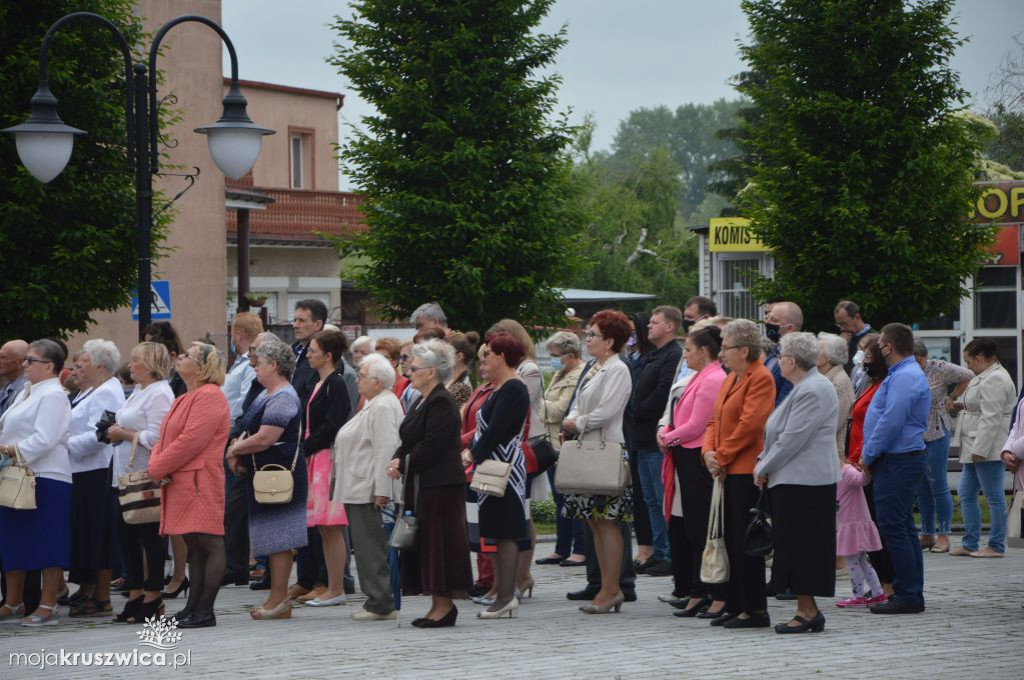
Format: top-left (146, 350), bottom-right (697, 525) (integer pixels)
top-left (131, 280), bottom-right (172, 320)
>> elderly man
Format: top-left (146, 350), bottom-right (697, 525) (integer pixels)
top-left (764, 301), bottom-right (803, 405)
top-left (410, 302), bottom-right (450, 336)
top-left (0, 340), bottom-right (29, 416)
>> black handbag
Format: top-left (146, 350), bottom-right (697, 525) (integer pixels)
top-left (528, 435), bottom-right (558, 476)
top-left (743, 487), bottom-right (774, 557)
top-left (95, 410), bottom-right (117, 444)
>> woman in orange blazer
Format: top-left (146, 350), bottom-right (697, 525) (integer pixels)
top-left (148, 342), bottom-right (231, 629)
top-left (701, 319), bottom-right (776, 629)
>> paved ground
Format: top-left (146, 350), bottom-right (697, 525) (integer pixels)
top-left (1, 541), bottom-right (1022, 679)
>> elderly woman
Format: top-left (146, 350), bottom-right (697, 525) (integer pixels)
top-left (562, 309), bottom-right (634, 614)
top-left (105, 342), bottom-right (176, 623)
top-left (350, 335), bottom-right (375, 368)
top-left (0, 340), bottom-right (72, 626)
top-left (227, 341), bottom-right (307, 620)
top-left (950, 338), bottom-right (1017, 558)
top-left (148, 343), bottom-right (230, 629)
top-left (912, 340), bottom-right (972, 553)
top-left (817, 333), bottom-right (855, 456)
top-left (66, 339), bottom-right (125, 618)
top-left (702, 319), bottom-right (775, 629)
top-left (387, 340), bottom-right (473, 628)
top-left (536, 331), bottom-right (587, 566)
top-left (754, 332), bottom-right (840, 634)
top-left (333, 353), bottom-right (404, 621)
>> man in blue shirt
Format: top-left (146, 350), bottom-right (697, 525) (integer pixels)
top-left (860, 323), bottom-right (931, 614)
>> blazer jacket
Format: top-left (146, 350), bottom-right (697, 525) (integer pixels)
top-left (953, 362), bottom-right (1017, 462)
top-left (304, 370), bottom-right (352, 455)
top-left (567, 354), bottom-right (631, 445)
top-left (393, 383), bottom-right (465, 488)
top-left (703, 358), bottom-right (776, 475)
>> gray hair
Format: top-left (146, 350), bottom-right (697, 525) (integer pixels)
top-left (410, 302), bottom-right (447, 327)
top-left (82, 338), bottom-right (121, 374)
top-left (913, 338), bottom-right (928, 358)
top-left (255, 341), bottom-right (296, 379)
top-left (780, 332), bottom-right (820, 371)
top-left (252, 331), bottom-right (281, 348)
top-left (28, 339), bottom-right (66, 373)
top-left (722, 319), bottom-right (762, 360)
top-left (412, 339), bottom-right (455, 383)
top-left (544, 331), bottom-right (581, 357)
top-left (352, 335), bottom-right (375, 352)
top-left (817, 332), bottom-right (848, 367)
top-left (360, 352), bottom-right (396, 389)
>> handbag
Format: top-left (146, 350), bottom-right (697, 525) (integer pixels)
top-left (95, 409), bottom-right (117, 444)
top-left (1007, 475), bottom-right (1024, 549)
top-left (700, 476), bottom-right (729, 584)
top-left (470, 459), bottom-right (512, 497)
top-left (528, 435), bottom-right (558, 476)
top-left (554, 435), bottom-right (630, 495)
top-left (252, 424), bottom-right (302, 505)
top-left (743, 486), bottom-right (774, 557)
top-left (117, 433), bottom-right (161, 524)
top-left (0, 445), bottom-right (36, 510)
top-left (387, 458), bottom-right (419, 550)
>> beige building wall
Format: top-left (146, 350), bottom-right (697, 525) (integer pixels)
top-left (70, 0), bottom-right (229, 356)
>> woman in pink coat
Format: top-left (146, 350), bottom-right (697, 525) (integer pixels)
top-left (148, 342), bottom-right (230, 629)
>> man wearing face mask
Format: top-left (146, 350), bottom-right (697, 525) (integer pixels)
top-left (763, 301), bottom-right (804, 406)
top-left (835, 301), bottom-right (873, 376)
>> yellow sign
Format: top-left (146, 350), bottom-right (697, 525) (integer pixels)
top-left (708, 218), bottom-right (768, 252)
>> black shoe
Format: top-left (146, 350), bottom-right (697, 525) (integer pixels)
top-left (708, 610), bottom-right (738, 625)
top-left (775, 612), bottom-right (825, 634)
top-left (171, 608), bottom-right (191, 621)
top-left (566, 588), bottom-right (600, 601)
top-left (418, 605), bottom-right (457, 628)
top-left (61, 588), bottom-right (88, 607)
top-left (644, 559), bottom-right (673, 577)
top-left (249, 573), bottom-right (271, 591)
top-left (344, 584), bottom-right (356, 595)
top-left (410, 617), bottom-right (427, 627)
top-left (775, 590), bottom-right (797, 601)
top-left (535, 555), bottom-right (567, 565)
top-left (161, 577), bottom-right (189, 599)
top-left (635, 556), bottom-right (657, 574)
top-left (114, 595), bottom-right (144, 623)
top-left (136, 597), bottom-right (165, 622)
top-left (669, 597), bottom-right (692, 610)
top-left (468, 584), bottom-right (490, 598)
top-left (176, 612), bottom-right (217, 628)
top-left (673, 596), bottom-right (711, 617)
top-left (722, 611), bottom-right (771, 629)
top-left (221, 573), bottom-right (249, 587)
top-left (622, 590), bottom-right (637, 603)
top-left (870, 598), bottom-right (924, 614)
top-left (559, 558), bottom-right (587, 567)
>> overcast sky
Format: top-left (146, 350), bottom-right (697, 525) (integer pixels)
top-left (221, 0), bottom-right (1022, 187)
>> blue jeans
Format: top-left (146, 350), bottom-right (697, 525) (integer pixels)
top-left (548, 467), bottom-right (585, 556)
top-left (959, 460), bottom-right (1007, 553)
top-left (872, 452), bottom-right (927, 607)
top-left (917, 431), bottom-right (953, 535)
top-left (635, 449), bottom-right (670, 562)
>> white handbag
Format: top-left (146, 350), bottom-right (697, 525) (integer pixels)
top-left (700, 476), bottom-right (729, 584)
top-left (0, 445), bottom-right (37, 510)
top-left (554, 433), bottom-right (630, 495)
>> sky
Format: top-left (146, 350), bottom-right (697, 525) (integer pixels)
top-left (220, 0), bottom-right (1023, 187)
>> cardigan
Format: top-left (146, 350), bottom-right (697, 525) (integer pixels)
top-left (0, 377), bottom-right (72, 482)
top-left (113, 380), bottom-right (175, 477)
top-left (332, 390), bottom-right (404, 504)
top-left (393, 383), bottom-right (465, 488)
top-left (68, 376), bottom-right (125, 477)
top-left (148, 384), bottom-right (231, 536)
top-left (303, 370), bottom-right (352, 454)
top-left (953, 362), bottom-right (1017, 463)
top-left (703, 359), bottom-right (775, 475)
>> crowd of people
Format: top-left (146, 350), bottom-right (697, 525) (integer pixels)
top-left (0, 296), bottom-right (1020, 634)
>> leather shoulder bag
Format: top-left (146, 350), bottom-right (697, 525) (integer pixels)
top-left (470, 459), bottom-right (512, 497)
top-left (554, 427), bottom-right (630, 496)
top-left (253, 424), bottom-right (301, 505)
top-left (117, 433), bottom-right (162, 524)
top-left (0, 445), bottom-right (36, 510)
top-left (388, 457), bottom-right (419, 550)
top-left (743, 486), bottom-right (774, 557)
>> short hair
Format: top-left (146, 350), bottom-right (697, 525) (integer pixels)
top-left (722, 319), bottom-right (762, 361)
top-left (253, 331), bottom-right (281, 347)
top-left (359, 352), bottom-right (396, 389)
top-left (589, 309), bottom-right (632, 353)
top-left (412, 339), bottom-right (455, 383)
top-left (685, 296), bottom-right (717, 317)
top-left (413, 327), bottom-right (446, 343)
top-left (487, 319), bottom-right (536, 359)
top-left (486, 332), bottom-right (526, 368)
top-left (82, 338), bottom-right (121, 374)
top-left (312, 330), bottom-right (348, 367)
top-left (779, 332), bottom-right (820, 371)
top-left (188, 342), bottom-right (227, 386)
top-left (410, 302), bottom-right (448, 328)
top-left (351, 335), bottom-right (375, 353)
top-left (374, 337), bottom-right (403, 362)
top-left (295, 299), bottom-right (328, 324)
top-left (817, 332), bottom-right (848, 367)
top-left (544, 331), bottom-right (581, 357)
top-left (913, 338), bottom-right (929, 358)
top-left (446, 331), bottom-right (480, 363)
top-left (772, 301), bottom-right (804, 330)
top-left (687, 326), bottom-right (722, 359)
top-left (28, 338), bottom-right (66, 373)
top-left (232, 312), bottom-right (263, 342)
top-left (651, 305), bottom-right (683, 332)
top-left (834, 300), bottom-right (861, 318)
top-left (880, 323), bottom-right (915, 356)
top-left (131, 341), bottom-right (171, 381)
top-left (143, 321), bottom-right (183, 356)
top-left (255, 341), bottom-right (296, 379)
top-left (964, 337), bottom-right (999, 360)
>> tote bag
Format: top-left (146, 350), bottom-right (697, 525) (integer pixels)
top-left (700, 476), bottom-right (729, 584)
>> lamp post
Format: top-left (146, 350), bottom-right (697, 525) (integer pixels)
top-left (2, 12), bottom-right (273, 339)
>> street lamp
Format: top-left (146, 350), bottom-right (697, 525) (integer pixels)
top-left (2, 12), bottom-right (273, 338)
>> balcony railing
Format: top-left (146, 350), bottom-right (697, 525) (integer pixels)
top-left (226, 184), bottom-right (366, 242)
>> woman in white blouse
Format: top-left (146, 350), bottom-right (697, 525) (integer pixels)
top-left (0, 339), bottom-right (73, 626)
top-left (105, 342), bottom-right (175, 623)
top-left (332, 353), bottom-right (404, 621)
top-left (66, 339), bottom-right (126, 618)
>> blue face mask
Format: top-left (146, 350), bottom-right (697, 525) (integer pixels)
top-left (550, 356), bottom-right (563, 371)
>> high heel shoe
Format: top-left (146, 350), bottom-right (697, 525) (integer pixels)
top-left (161, 577), bottom-right (189, 599)
top-left (418, 606), bottom-right (458, 628)
top-left (775, 611), bottom-right (824, 634)
top-left (250, 599), bottom-right (292, 620)
top-left (514, 577), bottom-right (535, 599)
top-left (673, 596), bottom-right (711, 618)
top-left (579, 591), bottom-right (624, 614)
top-left (114, 595), bottom-right (144, 623)
top-left (136, 597), bottom-right (165, 622)
top-left (477, 597), bottom-right (519, 619)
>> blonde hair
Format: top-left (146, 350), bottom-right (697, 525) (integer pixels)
top-left (189, 342), bottom-right (227, 387)
top-left (131, 342), bottom-right (171, 381)
top-left (231, 312), bottom-right (263, 342)
top-left (487, 318), bottom-right (536, 360)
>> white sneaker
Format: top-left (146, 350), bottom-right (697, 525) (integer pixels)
top-left (351, 608), bottom-right (397, 621)
top-left (657, 593), bottom-right (683, 603)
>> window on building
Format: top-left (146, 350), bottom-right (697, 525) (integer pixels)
top-left (289, 131), bottom-right (313, 189)
top-left (715, 257), bottom-right (761, 321)
top-left (286, 293), bottom-right (331, 322)
top-left (974, 266), bottom-right (1017, 329)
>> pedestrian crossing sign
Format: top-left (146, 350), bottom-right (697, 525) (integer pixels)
top-left (131, 280), bottom-right (172, 320)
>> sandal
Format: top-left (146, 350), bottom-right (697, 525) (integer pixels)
top-left (21, 603), bottom-right (60, 627)
top-left (69, 597), bottom-right (113, 618)
top-left (0, 602), bottom-right (25, 623)
top-left (250, 600), bottom-right (292, 620)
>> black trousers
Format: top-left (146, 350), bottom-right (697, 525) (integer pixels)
top-left (629, 450), bottom-right (652, 546)
top-left (723, 474), bottom-right (767, 614)
top-left (117, 517), bottom-right (165, 592)
top-left (863, 481), bottom-right (895, 584)
top-left (671, 446), bottom-right (721, 599)
top-left (223, 459), bottom-right (250, 579)
top-left (584, 522), bottom-right (637, 592)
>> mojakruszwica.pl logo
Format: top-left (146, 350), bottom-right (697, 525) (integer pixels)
top-left (8, 615), bottom-right (192, 670)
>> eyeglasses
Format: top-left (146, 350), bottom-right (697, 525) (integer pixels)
top-left (721, 345), bottom-right (741, 351)
top-left (407, 365), bottom-right (431, 373)
top-left (585, 331), bottom-right (602, 340)
top-left (399, 354), bottom-right (409, 362)
top-left (22, 357), bottom-right (52, 366)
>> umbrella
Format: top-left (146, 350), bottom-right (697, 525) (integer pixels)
top-left (381, 498), bottom-right (402, 627)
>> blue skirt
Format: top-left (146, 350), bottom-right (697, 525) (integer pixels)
top-left (0, 477), bottom-right (72, 570)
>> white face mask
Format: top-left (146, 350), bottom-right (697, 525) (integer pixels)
top-left (853, 350), bottom-right (865, 367)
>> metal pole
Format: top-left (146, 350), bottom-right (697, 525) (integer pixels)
top-left (237, 208), bottom-right (251, 314)
top-left (134, 63), bottom-right (152, 340)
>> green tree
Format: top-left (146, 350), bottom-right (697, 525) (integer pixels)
top-left (982, 104), bottom-right (1024, 173)
top-left (737, 0), bottom-right (992, 330)
top-left (0, 0), bottom-right (165, 340)
top-left (328, 0), bottom-right (583, 331)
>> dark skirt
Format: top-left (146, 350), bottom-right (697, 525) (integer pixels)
top-left (0, 478), bottom-right (71, 570)
top-left (478, 485), bottom-right (528, 541)
top-left (402, 484), bottom-right (472, 599)
top-left (723, 474), bottom-right (768, 613)
top-left (768, 483), bottom-right (837, 597)
top-left (69, 468), bottom-right (120, 575)
top-left (246, 453), bottom-right (309, 556)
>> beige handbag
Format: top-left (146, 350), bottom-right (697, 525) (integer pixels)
top-left (470, 459), bottom-right (512, 497)
top-left (117, 433), bottom-right (162, 524)
top-left (0, 445), bottom-right (36, 510)
top-left (700, 476), bottom-right (729, 584)
top-left (554, 433), bottom-right (630, 495)
top-left (253, 426), bottom-right (301, 504)
top-left (1007, 475), bottom-right (1024, 549)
